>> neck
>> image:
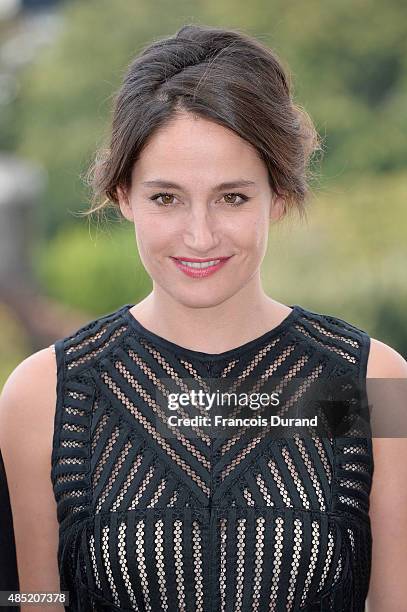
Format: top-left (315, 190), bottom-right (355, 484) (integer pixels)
top-left (130, 276), bottom-right (291, 354)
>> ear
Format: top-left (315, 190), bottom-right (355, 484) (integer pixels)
top-left (116, 185), bottom-right (133, 222)
top-left (269, 195), bottom-right (286, 224)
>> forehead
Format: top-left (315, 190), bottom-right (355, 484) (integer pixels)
top-left (131, 113), bottom-right (267, 185)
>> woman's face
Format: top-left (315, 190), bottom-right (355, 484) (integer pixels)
top-left (118, 112), bottom-right (284, 308)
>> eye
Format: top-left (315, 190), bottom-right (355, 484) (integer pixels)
top-left (149, 192), bottom-right (177, 206)
top-left (149, 191), bottom-right (250, 207)
top-left (222, 192), bottom-right (249, 207)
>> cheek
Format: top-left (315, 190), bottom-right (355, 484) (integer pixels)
top-left (133, 215), bottom-right (170, 257)
top-left (233, 214), bottom-right (268, 251)
top-left (253, 218), bottom-right (268, 248)
top-left (255, 207), bottom-right (271, 244)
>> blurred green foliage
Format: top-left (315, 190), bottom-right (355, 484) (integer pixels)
top-left (6, 0), bottom-right (407, 361)
top-left (34, 222), bottom-right (152, 316)
top-left (265, 171), bottom-right (407, 355)
top-left (0, 305), bottom-right (31, 387)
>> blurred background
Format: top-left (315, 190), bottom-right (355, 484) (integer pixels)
top-left (0, 0), bottom-right (406, 596)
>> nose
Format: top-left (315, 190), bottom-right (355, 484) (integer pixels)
top-left (182, 204), bottom-right (221, 254)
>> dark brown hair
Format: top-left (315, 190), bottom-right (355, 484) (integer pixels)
top-left (84, 23), bottom-right (322, 221)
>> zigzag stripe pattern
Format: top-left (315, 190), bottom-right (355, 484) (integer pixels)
top-left (51, 303), bottom-right (373, 611)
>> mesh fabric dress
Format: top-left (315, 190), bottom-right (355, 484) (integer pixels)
top-left (51, 303), bottom-right (373, 612)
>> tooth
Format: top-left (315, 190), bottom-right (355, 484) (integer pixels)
top-left (180, 260), bottom-right (220, 268)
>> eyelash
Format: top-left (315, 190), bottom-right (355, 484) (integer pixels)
top-left (149, 192), bottom-right (250, 207)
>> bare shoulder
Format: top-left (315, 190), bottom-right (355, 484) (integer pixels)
top-left (0, 346), bottom-right (58, 472)
top-left (365, 337), bottom-right (407, 607)
top-left (367, 336), bottom-right (407, 378)
top-left (0, 346), bottom-right (63, 601)
top-left (366, 335), bottom-right (407, 444)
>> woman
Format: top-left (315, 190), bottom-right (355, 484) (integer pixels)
top-left (0, 23), bottom-right (406, 612)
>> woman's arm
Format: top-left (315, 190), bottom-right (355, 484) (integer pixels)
top-left (0, 347), bottom-right (64, 612)
top-left (366, 338), bottom-right (407, 612)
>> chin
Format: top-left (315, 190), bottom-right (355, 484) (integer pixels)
top-left (172, 288), bottom-right (233, 309)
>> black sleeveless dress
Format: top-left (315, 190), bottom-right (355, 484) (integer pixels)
top-left (51, 303), bottom-right (373, 612)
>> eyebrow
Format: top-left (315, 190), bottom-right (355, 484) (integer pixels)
top-left (141, 179), bottom-right (257, 191)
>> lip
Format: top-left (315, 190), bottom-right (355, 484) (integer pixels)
top-left (170, 255), bottom-right (232, 278)
top-left (171, 256), bottom-right (231, 262)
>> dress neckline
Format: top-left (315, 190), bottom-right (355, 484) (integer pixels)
top-left (123, 303), bottom-right (303, 361)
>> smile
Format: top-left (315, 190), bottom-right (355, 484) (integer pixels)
top-left (180, 260), bottom-right (220, 268)
top-left (171, 256), bottom-right (232, 278)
